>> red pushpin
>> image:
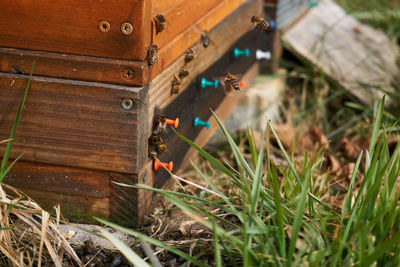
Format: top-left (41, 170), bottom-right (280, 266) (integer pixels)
top-left (154, 160), bottom-right (174, 171)
top-left (165, 118), bottom-right (179, 128)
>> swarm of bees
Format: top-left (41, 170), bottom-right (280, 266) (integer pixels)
top-left (154, 14), bottom-right (166, 34)
top-left (146, 45), bottom-right (158, 65)
top-left (224, 72), bottom-right (241, 91)
top-left (251, 16), bottom-right (270, 32)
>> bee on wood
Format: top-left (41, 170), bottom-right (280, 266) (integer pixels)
top-left (154, 14), bottom-right (166, 34)
top-left (153, 115), bottom-right (167, 134)
top-left (251, 16), bottom-right (270, 32)
top-left (201, 31), bottom-right (211, 47)
top-left (178, 68), bottom-right (189, 79)
top-left (224, 72), bottom-right (240, 91)
top-left (147, 45), bottom-right (158, 65)
top-left (184, 49), bottom-right (195, 63)
top-left (171, 76), bottom-right (181, 95)
top-left (148, 133), bottom-right (167, 158)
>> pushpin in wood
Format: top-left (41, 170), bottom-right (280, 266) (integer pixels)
top-left (193, 116), bottom-right (210, 129)
top-left (256, 49), bottom-right (271, 60)
top-left (165, 118), bottom-right (179, 128)
top-left (201, 78), bottom-right (218, 89)
top-left (234, 48), bottom-right (250, 58)
top-left (154, 160), bottom-right (173, 171)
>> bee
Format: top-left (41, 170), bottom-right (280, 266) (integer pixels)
top-left (184, 49), bottom-right (195, 63)
top-left (251, 16), bottom-right (270, 32)
top-left (224, 72), bottom-right (240, 91)
top-left (201, 31), bottom-right (211, 47)
top-left (147, 45), bottom-right (158, 65)
top-left (171, 76), bottom-right (181, 95)
top-left (154, 14), bottom-right (166, 34)
top-left (148, 133), bottom-right (167, 158)
top-left (154, 115), bottom-right (167, 134)
top-left (178, 68), bottom-right (189, 79)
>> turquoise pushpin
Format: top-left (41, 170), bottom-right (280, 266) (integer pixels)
top-left (234, 48), bottom-right (250, 58)
top-left (193, 117), bottom-right (210, 129)
top-left (201, 78), bottom-right (218, 89)
top-left (308, 0), bottom-right (318, 6)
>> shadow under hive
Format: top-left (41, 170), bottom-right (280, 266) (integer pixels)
top-left (0, 0), bottom-right (277, 226)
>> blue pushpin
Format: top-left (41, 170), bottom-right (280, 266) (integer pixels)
top-left (193, 117), bottom-right (210, 129)
top-left (308, 0), bottom-right (318, 7)
top-left (234, 48), bottom-right (250, 58)
top-left (269, 20), bottom-right (276, 30)
top-left (201, 78), bottom-right (218, 89)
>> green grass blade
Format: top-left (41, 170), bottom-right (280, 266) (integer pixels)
top-left (99, 229), bottom-right (150, 267)
top-left (368, 96), bottom-right (385, 157)
top-left (1, 62), bottom-right (34, 180)
top-left (0, 153), bottom-right (24, 182)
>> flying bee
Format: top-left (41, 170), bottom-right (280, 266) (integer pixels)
top-left (147, 45), bottom-right (158, 65)
top-left (224, 72), bottom-right (240, 91)
top-left (178, 68), bottom-right (189, 79)
top-left (154, 14), bottom-right (166, 34)
top-left (251, 16), bottom-right (270, 32)
top-left (184, 48), bottom-right (195, 63)
top-left (171, 76), bottom-right (181, 95)
top-left (148, 133), bottom-right (167, 158)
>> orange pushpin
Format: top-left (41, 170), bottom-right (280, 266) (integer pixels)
top-left (154, 160), bottom-right (174, 171)
top-left (165, 118), bottom-right (179, 128)
top-left (238, 81), bottom-right (246, 87)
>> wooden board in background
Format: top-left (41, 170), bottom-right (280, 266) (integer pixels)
top-left (0, 74), bottom-right (148, 174)
top-left (282, 0), bottom-right (398, 105)
top-left (0, 0), bottom-right (151, 60)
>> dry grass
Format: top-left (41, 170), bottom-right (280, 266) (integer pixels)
top-left (0, 183), bottom-right (82, 267)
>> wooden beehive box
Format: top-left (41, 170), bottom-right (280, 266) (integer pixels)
top-left (0, 0), bottom-right (276, 226)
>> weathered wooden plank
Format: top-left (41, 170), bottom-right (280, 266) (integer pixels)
top-left (19, 188), bottom-right (110, 223)
top-left (0, 74), bottom-right (147, 174)
top-left (153, 0), bottom-right (245, 50)
top-left (0, 0), bottom-right (151, 60)
top-left (148, 0), bottom-right (263, 131)
top-left (4, 161), bottom-right (110, 198)
top-left (0, 48), bottom-right (149, 86)
top-left (150, 0), bottom-right (254, 80)
top-left (282, 0), bottom-right (398, 105)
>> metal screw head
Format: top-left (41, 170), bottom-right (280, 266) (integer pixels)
top-left (98, 21), bottom-right (111, 32)
top-left (121, 22), bottom-right (133, 35)
top-left (121, 98), bottom-right (134, 110)
top-left (122, 68), bottom-right (134, 79)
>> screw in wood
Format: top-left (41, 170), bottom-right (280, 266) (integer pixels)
top-left (193, 117), bottom-right (210, 129)
top-left (122, 68), bottom-right (134, 79)
top-left (154, 160), bottom-right (173, 171)
top-left (121, 22), bottom-right (133, 35)
top-left (256, 49), bottom-right (271, 60)
top-left (233, 48), bottom-right (250, 58)
top-left (165, 118), bottom-right (179, 128)
top-left (201, 78), bottom-right (218, 89)
top-left (98, 21), bottom-right (111, 32)
top-left (121, 98), bottom-right (134, 110)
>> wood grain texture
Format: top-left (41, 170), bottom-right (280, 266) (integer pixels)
top-left (4, 161), bottom-right (110, 198)
top-left (282, 0), bottom-right (398, 105)
top-left (150, 0), bottom-right (251, 79)
top-left (0, 0), bottom-right (151, 60)
top-left (148, 0), bottom-right (263, 131)
top-left (20, 188), bottom-right (110, 223)
top-left (0, 48), bottom-right (149, 86)
top-left (0, 74), bottom-right (147, 173)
